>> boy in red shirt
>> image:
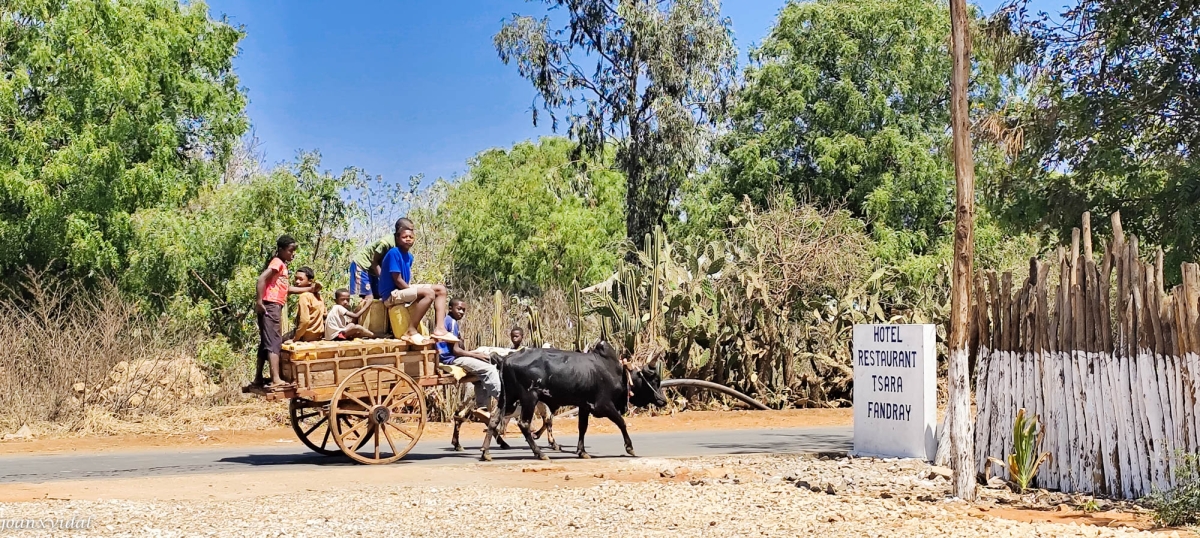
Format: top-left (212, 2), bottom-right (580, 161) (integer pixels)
top-left (255, 235), bottom-right (320, 389)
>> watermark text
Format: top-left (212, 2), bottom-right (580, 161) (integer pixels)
top-left (1, 516), bottom-right (92, 532)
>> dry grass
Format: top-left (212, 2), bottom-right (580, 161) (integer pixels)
top-left (451, 285), bottom-right (600, 352)
top-left (0, 272), bottom-right (271, 437)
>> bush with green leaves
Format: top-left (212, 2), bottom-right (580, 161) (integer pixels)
top-left (1146, 453), bottom-right (1200, 527)
top-left (123, 152), bottom-right (356, 346)
top-left (0, 0), bottom-right (247, 281)
top-left (444, 137), bottom-right (625, 292)
top-left (987, 408), bottom-right (1051, 492)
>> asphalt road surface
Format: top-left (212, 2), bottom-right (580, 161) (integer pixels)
top-left (0, 426), bottom-right (851, 484)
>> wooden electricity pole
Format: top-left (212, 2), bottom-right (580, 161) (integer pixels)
top-left (948, 0), bottom-right (977, 500)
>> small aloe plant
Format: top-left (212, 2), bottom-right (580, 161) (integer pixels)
top-left (987, 408), bottom-right (1052, 492)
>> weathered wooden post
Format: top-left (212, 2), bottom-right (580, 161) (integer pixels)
top-left (948, 0), bottom-right (978, 500)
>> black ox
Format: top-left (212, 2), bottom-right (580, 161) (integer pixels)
top-left (480, 341), bottom-right (667, 461)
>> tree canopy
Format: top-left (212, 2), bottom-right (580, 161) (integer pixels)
top-left (983, 0), bottom-right (1200, 280)
top-left (495, 0), bottom-right (736, 246)
top-left (125, 151), bottom-right (357, 344)
top-left (709, 0), bottom-right (1005, 254)
top-left (444, 138), bottom-right (625, 291)
top-left (0, 0), bottom-right (246, 279)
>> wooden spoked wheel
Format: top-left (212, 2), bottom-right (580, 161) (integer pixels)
top-left (288, 398), bottom-right (341, 456)
top-left (330, 365), bottom-right (426, 464)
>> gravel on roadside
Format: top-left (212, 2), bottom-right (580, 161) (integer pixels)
top-left (0, 454), bottom-right (1181, 537)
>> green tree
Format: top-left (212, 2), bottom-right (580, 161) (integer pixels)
top-left (444, 138), bottom-right (625, 291)
top-left (983, 0), bottom-right (1199, 281)
top-left (124, 152), bottom-right (356, 345)
top-left (495, 0), bottom-right (736, 246)
top-left (711, 0), bottom-right (1001, 253)
top-left (0, 0), bottom-right (246, 280)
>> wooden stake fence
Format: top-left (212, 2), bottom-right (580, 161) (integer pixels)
top-left (973, 211), bottom-right (1200, 499)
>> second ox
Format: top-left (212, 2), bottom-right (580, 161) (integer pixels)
top-left (480, 341), bottom-right (667, 461)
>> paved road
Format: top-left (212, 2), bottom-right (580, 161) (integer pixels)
top-left (0, 426), bottom-right (851, 484)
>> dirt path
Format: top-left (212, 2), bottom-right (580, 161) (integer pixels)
top-left (0, 408), bottom-right (851, 457)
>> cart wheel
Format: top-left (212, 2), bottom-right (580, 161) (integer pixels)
top-left (288, 398), bottom-right (340, 456)
top-left (330, 365), bottom-right (426, 464)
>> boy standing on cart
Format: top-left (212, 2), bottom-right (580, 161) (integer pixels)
top-left (377, 218), bottom-right (460, 345)
top-left (255, 235), bottom-right (320, 389)
top-left (349, 232), bottom-right (393, 300)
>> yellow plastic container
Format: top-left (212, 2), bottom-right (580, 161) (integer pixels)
top-left (360, 300), bottom-right (388, 336)
top-left (388, 304), bottom-right (429, 339)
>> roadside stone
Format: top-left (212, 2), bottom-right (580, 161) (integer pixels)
top-left (927, 466), bottom-right (953, 480)
top-left (3, 424), bottom-right (33, 441)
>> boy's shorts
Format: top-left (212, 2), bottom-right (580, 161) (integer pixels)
top-left (348, 262), bottom-right (372, 297)
top-left (383, 285), bottom-right (434, 308)
top-left (257, 302), bottom-right (284, 356)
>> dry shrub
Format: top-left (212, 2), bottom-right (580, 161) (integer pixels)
top-left (450, 284), bottom-right (599, 352)
top-left (729, 196), bottom-right (872, 299)
top-left (0, 271), bottom-right (259, 435)
top-left (425, 384), bottom-right (471, 423)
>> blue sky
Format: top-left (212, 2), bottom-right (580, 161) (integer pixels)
top-left (204, 0), bottom-right (1061, 185)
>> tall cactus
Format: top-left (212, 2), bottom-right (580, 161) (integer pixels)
top-left (571, 279), bottom-right (584, 351)
top-left (649, 226), bottom-right (664, 346)
top-left (491, 290), bottom-right (503, 347)
top-left (525, 303), bottom-right (545, 348)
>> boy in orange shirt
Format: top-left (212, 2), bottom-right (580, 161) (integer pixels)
top-left (290, 267), bottom-right (326, 342)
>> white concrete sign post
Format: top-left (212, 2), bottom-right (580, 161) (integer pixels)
top-left (852, 324), bottom-right (937, 461)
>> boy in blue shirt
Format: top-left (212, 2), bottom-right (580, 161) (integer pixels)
top-left (438, 299), bottom-right (500, 419)
top-left (377, 218), bottom-right (459, 345)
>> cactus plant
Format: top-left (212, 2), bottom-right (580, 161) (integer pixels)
top-left (491, 290), bottom-right (503, 347)
top-left (571, 279), bottom-right (584, 351)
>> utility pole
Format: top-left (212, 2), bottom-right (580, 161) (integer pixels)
top-left (948, 0), bottom-right (978, 501)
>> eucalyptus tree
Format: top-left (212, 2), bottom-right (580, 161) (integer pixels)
top-left (495, 0), bottom-right (737, 245)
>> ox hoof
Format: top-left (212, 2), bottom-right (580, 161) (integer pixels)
top-left (497, 441), bottom-right (512, 450)
top-left (626, 448), bottom-right (637, 457)
top-left (549, 443), bottom-right (562, 451)
top-left (577, 452), bottom-right (591, 459)
top-left (480, 452), bottom-right (492, 462)
top-left (453, 445), bottom-right (464, 452)
top-left (537, 454), bottom-right (550, 461)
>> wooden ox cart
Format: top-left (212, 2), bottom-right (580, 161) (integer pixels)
top-left (243, 338), bottom-right (469, 464)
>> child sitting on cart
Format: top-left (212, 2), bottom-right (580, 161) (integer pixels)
top-left (439, 299), bottom-right (500, 421)
top-left (377, 218), bottom-right (459, 346)
top-left (290, 267), bottom-right (326, 342)
top-left (325, 289), bottom-right (375, 340)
